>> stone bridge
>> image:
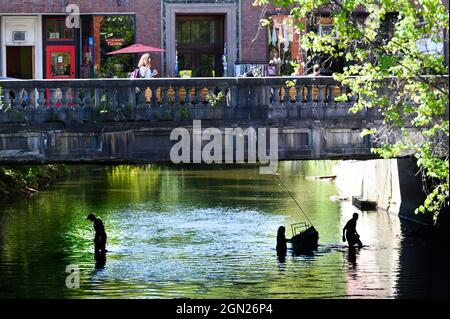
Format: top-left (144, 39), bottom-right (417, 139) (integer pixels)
top-left (0, 77), bottom-right (392, 164)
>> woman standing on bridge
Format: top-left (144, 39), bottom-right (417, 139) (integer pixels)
top-left (131, 53), bottom-right (158, 78)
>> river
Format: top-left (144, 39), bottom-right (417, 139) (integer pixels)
top-left (0, 161), bottom-right (447, 298)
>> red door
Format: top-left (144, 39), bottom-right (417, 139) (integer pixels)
top-left (46, 45), bottom-right (75, 79)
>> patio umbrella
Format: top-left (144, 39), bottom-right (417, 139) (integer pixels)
top-left (107, 43), bottom-right (165, 55)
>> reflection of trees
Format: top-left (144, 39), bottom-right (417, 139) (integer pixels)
top-left (276, 161), bottom-right (342, 241)
top-left (0, 188), bottom-right (93, 298)
top-left (107, 165), bottom-right (163, 204)
top-left (0, 161), bottom-right (347, 298)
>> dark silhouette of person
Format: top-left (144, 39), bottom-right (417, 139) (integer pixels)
top-left (276, 226), bottom-right (290, 258)
top-left (342, 213), bottom-right (363, 248)
top-left (87, 213), bottom-right (107, 256)
top-left (277, 254), bottom-right (286, 264)
top-left (95, 252), bottom-right (106, 269)
top-left (347, 247), bottom-right (357, 267)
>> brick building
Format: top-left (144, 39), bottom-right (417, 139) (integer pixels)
top-left (1, 0), bottom-right (447, 79)
top-left (0, 0), bottom-right (274, 79)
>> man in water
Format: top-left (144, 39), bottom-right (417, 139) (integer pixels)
top-left (87, 213), bottom-right (107, 256)
top-left (342, 213), bottom-right (363, 248)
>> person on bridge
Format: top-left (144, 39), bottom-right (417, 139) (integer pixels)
top-left (138, 53), bottom-right (158, 78)
top-left (309, 64), bottom-right (321, 76)
top-left (342, 213), bottom-right (363, 248)
top-left (87, 213), bottom-right (108, 256)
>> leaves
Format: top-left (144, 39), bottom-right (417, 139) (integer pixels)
top-left (255, 0), bottom-right (449, 219)
top-left (206, 92), bottom-right (225, 108)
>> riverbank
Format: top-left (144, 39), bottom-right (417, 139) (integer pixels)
top-left (0, 165), bottom-right (72, 198)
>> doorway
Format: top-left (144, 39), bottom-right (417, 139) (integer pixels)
top-left (45, 45), bottom-right (76, 79)
top-left (6, 46), bottom-right (34, 79)
top-left (176, 15), bottom-right (224, 77)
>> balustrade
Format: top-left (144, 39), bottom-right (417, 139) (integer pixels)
top-left (0, 77), bottom-right (362, 123)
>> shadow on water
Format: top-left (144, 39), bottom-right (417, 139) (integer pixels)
top-left (396, 215), bottom-right (449, 299)
top-left (277, 254), bottom-right (286, 269)
top-left (95, 253), bottom-right (107, 270)
top-left (0, 162), bottom-right (447, 298)
top-left (346, 247), bottom-right (359, 270)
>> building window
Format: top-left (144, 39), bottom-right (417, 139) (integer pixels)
top-left (45, 18), bottom-right (74, 41)
top-left (93, 15), bottom-right (135, 78)
top-left (266, 14), bottom-right (303, 76)
top-left (175, 15), bottom-right (224, 77)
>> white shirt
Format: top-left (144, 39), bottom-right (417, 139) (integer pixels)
top-left (139, 66), bottom-right (153, 78)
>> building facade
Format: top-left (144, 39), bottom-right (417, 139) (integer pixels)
top-left (1, 0), bottom-right (448, 79)
top-left (0, 0), bottom-right (271, 79)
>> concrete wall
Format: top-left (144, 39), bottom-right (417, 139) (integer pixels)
top-left (333, 159), bottom-right (401, 213)
top-left (333, 158), bottom-right (432, 224)
top-left (0, 120), bottom-right (377, 164)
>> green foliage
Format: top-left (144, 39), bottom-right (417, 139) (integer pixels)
top-left (0, 165), bottom-right (72, 196)
top-left (97, 16), bottom-right (135, 78)
top-left (178, 107), bottom-right (190, 120)
top-left (206, 92), bottom-right (225, 108)
top-left (285, 80), bottom-right (296, 88)
top-left (163, 109), bottom-right (173, 120)
top-left (256, 0), bottom-right (449, 220)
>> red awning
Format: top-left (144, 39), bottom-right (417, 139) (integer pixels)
top-left (106, 44), bottom-right (165, 55)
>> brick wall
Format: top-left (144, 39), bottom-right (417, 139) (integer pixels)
top-left (135, 1), bottom-right (162, 72)
top-left (240, 1), bottom-right (268, 63)
top-left (0, 0), bottom-right (163, 72)
top-left (0, 0), bottom-right (138, 14)
top-left (1, 0), bottom-right (449, 73)
top-left (0, 0), bottom-right (269, 74)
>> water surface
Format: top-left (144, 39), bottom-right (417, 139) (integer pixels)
top-left (0, 162), bottom-right (447, 298)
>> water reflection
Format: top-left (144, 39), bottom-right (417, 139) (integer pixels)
top-left (0, 162), bottom-right (447, 298)
top-left (95, 253), bottom-right (107, 269)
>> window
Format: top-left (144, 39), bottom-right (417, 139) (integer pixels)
top-left (93, 15), bottom-right (136, 78)
top-left (319, 24), bottom-right (337, 37)
top-left (176, 19), bottom-right (218, 45)
top-left (416, 37), bottom-right (445, 55)
top-left (49, 51), bottom-right (71, 77)
top-left (45, 18), bottom-right (74, 40)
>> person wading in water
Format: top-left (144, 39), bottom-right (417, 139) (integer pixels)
top-left (342, 213), bottom-right (363, 248)
top-left (87, 214), bottom-right (108, 256)
top-left (276, 226), bottom-right (290, 261)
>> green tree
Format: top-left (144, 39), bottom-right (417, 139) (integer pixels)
top-left (255, 0), bottom-right (449, 220)
top-left (98, 15), bottom-right (135, 78)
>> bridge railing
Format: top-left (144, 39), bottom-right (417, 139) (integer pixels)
top-left (0, 77), bottom-right (363, 123)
